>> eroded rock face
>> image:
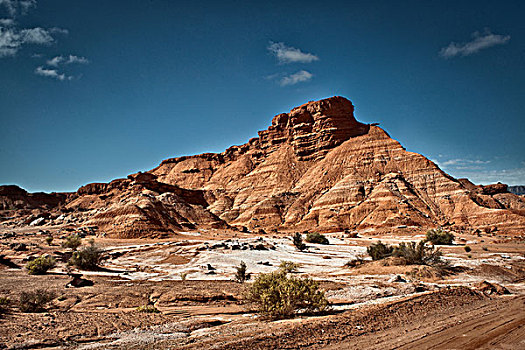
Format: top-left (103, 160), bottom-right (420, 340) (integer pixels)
top-left (149, 96), bottom-right (525, 234)
top-left (2, 96), bottom-right (524, 236)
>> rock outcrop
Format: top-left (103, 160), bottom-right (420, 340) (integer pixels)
top-left (2, 96), bottom-right (525, 237)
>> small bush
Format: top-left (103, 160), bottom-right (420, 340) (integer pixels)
top-left (425, 228), bottom-right (454, 245)
top-left (482, 247), bottom-right (488, 251)
top-left (464, 245), bottom-right (472, 253)
top-left (68, 240), bottom-right (103, 270)
top-left (19, 289), bottom-right (55, 313)
top-left (45, 236), bottom-right (53, 245)
top-left (367, 241), bottom-right (394, 260)
top-left (235, 261), bottom-right (251, 283)
top-left (179, 272), bottom-right (188, 281)
top-left (26, 255), bottom-right (56, 275)
top-left (292, 233), bottom-right (307, 251)
top-left (0, 296), bottom-right (10, 315)
top-left (305, 232), bottom-right (329, 245)
top-left (248, 270), bottom-right (328, 319)
top-left (62, 234), bottom-right (82, 250)
top-left (279, 261), bottom-right (299, 273)
top-left (136, 305), bottom-right (160, 313)
top-left (393, 241), bottom-right (444, 266)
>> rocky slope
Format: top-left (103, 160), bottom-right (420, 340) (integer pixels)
top-left (1, 96), bottom-right (524, 237)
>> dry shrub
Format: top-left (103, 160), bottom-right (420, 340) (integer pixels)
top-left (19, 289), bottom-right (55, 313)
top-left (248, 270), bottom-right (328, 319)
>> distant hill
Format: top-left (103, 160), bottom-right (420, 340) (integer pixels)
top-left (1, 96), bottom-right (525, 237)
top-left (509, 186), bottom-right (525, 195)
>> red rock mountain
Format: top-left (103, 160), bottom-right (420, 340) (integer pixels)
top-left (2, 97), bottom-right (525, 237)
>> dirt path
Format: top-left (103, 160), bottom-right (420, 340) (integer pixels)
top-left (323, 295), bottom-right (525, 350)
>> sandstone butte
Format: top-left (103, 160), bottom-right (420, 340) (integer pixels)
top-left (1, 96), bottom-right (525, 238)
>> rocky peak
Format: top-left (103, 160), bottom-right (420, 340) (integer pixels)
top-left (259, 96), bottom-right (370, 160)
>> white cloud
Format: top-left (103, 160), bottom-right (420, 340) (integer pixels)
top-left (268, 42), bottom-right (319, 64)
top-left (0, 26), bottom-right (19, 56)
top-left (0, 0), bottom-right (36, 17)
top-left (47, 54), bottom-right (89, 67)
top-left (0, 18), bottom-right (14, 26)
top-left (19, 27), bottom-right (53, 44)
top-left (34, 65), bottom-right (72, 81)
top-left (49, 27), bottom-right (68, 35)
top-left (442, 158), bottom-right (491, 166)
top-left (280, 70), bottom-right (313, 86)
top-left (0, 25), bottom-right (53, 56)
top-left (439, 30), bottom-right (510, 58)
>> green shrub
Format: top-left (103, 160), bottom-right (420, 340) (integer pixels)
top-left (279, 260), bottom-right (299, 273)
top-left (248, 270), bottom-right (328, 319)
top-left (425, 228), bottom-right (454, 245)
top-left (367, 240), bottom-right (447, 269)
top-left (292, 233), bottom-right (307, 251)
top-left (179, 272), bottom-right (188, 281)
top-left (62, 234), bottom-right (82, 250)
top-left (0, 296), bottom-right (10, 315)
top-left (305, 232), bottom-right (329, 245)
top-left (235, 261), bottom-right (250, 283)
top-left (26, 255), bottom-right (56, 275)
top-left (393, 241), bottom-right (444, 266)
top-left (19, 289), bottom-right (55, 313)
top-left (464, 245), bottom-right (472, 253)
top-left (45, 236), bottom-right (53, 245)
top-left (367, 241), bottom-right (394, 260)
top-left (136, 305), bottom-right (160, 313)
top-left (68, 240), bottom-right (103, 270)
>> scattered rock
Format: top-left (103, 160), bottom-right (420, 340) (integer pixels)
top-left (475, 281), bottom-right (510, 295)
top-left (66, 274), bottom-right (94, 288)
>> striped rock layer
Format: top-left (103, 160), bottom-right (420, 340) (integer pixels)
top-left (2, 96), bottom-right (524, 237)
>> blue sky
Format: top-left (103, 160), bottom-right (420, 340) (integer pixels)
top-left (1, 0), bottom-right (524, 192)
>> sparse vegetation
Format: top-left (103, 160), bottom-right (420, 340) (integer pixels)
top-left (292, 232), bottom-right (307, 251)
top-left (62, 234), bottom-right (82, 250)
top-left (136, 304), bottom-right (160, 313)
top-left (393, 241), bottom-right (444, 266)
top-left (464, 245), bottom-right (472, 253)
top-left (235, 261), bottom-right (250, 283)
top-left (279, 260), bottom-right (299, 273)
top-left (19, 289), bottom-right (55, 313)
top-left (45, 236), bottom-right (53, 245)
top-left (367, 240), bottom-right (447, 269)
top-left (482, 247), bottom-right (489, 251)
top-left (305, 232), bottom-right (329, 245)
top-left (26, 255), bottom-right (56, 275)
top-left (180, 272), bottom-right (188, 281)
top-left (425, 228), bottom-right (455, 245)
top-left (68, 240), bottom-right (103, 270)
top-left (248, 270), bottom-right (328, 319)
top-left (367, 241), bottom-right (394, 260)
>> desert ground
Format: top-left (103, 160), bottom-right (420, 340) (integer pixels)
top-left (1, 224), bottom-right (524, 349)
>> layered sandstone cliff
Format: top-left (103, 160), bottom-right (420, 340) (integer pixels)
top-left (1, 96), bottom-right (524, 237)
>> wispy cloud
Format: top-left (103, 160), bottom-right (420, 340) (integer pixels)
top-left (47, 54), bottom-right (89, 66)
top-left (34, 66), bottom-right (71, 81)
top-left (0, 0), bottom-right (36, 17)
top-left (280, 70), bottom-right (313, 86)
top-left (442, 158), bottom-right (491, 167)
top-left (435, 156), bottom-right (525, 185)
top-left (268, 42), bottom-right (319, 64)
top-left (0, 26), bottom-right (54, 56)
top-left (439, 29), bottom-right (510, 58)
top-left (0, 18), bottom-right (14, 26)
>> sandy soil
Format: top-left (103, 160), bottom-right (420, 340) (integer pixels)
top-left (1, 224), bottom-right (524, 349)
